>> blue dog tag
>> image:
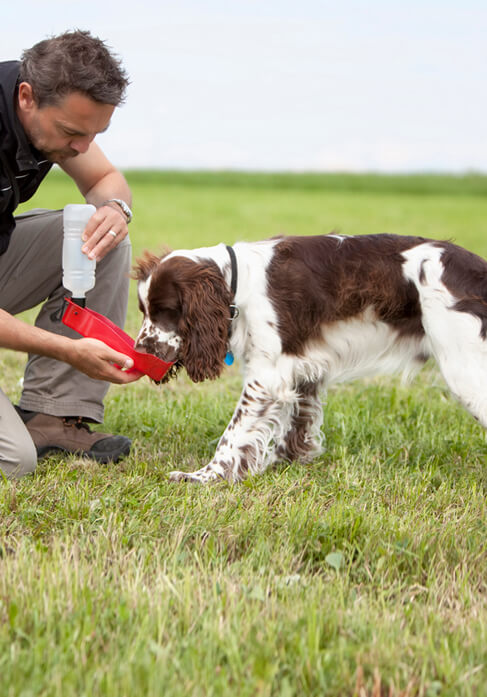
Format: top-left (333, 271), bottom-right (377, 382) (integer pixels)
top-left (224, 351), bottom-right (234, 366)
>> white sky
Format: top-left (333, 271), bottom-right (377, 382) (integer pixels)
top-left (2, 0), bottom-right (487, 172)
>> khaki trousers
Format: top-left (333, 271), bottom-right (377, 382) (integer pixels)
top-left (0, 209), bottom-right (131, 479)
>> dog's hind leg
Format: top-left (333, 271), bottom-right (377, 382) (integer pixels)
top-left (424, 305), bottom-right (487, 427)
top-left (403, 243), bottom-right (487, 427)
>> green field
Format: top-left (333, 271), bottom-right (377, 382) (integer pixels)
top-left (2, 171), bottom-right (487, 696)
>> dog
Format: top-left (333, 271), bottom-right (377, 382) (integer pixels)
top-left (133, 233), bottom-right (487, 483)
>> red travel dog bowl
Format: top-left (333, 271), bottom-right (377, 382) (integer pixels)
top-left (62, 298), bottom-right (173, 381)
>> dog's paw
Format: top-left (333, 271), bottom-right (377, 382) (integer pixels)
top-left (169, 469), bottom-right (201, 483)
top-left (169, 467), bottom-right (221, 484)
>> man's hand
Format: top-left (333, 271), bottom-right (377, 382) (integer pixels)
top-left (67, 337), bottom-right (143, 384)
top-left (81, 204), bottom-right (128, 261)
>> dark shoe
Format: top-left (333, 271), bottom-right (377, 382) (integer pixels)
top-left (17, 411), bottom-right (131, 464)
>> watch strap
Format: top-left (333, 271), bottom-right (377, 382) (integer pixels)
top-left (104, 198), bottom-right (133, 223)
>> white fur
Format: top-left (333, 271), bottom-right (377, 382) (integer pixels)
top-left (403, 244), bottom-right (487, 425)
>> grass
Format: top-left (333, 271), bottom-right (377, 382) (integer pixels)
top-left (2, 171), bottom-right (487, 696)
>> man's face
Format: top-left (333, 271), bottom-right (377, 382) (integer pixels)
top-left (17, 84), bottom-right (115, 163)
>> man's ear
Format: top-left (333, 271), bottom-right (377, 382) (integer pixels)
top-left (17, 82), bottom-right (36, 112)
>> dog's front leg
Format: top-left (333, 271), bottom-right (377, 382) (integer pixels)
top-left (169, 378), bottom-right (292, 484)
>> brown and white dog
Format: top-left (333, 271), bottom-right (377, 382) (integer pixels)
top-left (134, 234), bottom-right (487, 484)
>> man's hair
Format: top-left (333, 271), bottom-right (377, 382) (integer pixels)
top-left (19, 29), bottom-right (129, 108)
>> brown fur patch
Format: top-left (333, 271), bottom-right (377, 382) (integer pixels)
top-left (438, 241), bottom-right (487, 338)
top-left (132, 250), bottom-right (164, 281)
top-left (267, 234), bottom-right (427, 355)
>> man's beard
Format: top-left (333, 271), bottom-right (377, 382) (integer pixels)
top-left (25, 118), bottom-right (79, 163)
top-left (42, 147), bottom-right (80, 163)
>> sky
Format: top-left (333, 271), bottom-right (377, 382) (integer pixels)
top-left (2, 1), bottom-right (487, 173)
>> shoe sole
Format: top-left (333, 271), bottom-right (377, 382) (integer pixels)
top-left (36, 442), bottom-right (131, 464)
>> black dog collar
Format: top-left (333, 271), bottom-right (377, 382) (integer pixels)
top-left (226, 245), bottom-right (239, 320)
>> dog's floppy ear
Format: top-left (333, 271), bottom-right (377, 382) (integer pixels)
top-left (178, 261), bottom-right (231, 382)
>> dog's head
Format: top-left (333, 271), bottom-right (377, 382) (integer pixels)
top-left (133, 249), bottom-right (232, 382)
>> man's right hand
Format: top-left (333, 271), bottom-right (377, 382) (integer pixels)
top-left (66, 337), bottom-right (143, 383)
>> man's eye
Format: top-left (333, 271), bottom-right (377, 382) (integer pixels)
top-left (60, 126), bottom-right (77, 136)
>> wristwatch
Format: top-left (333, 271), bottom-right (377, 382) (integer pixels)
top-left (104, 198), bottom-right (133, 223)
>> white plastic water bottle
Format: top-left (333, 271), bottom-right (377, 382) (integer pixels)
top-left (62, 203), bottom-right (96, 306)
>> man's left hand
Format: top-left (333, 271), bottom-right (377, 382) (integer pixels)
top-left (81, 204), bottom-right (128, 261)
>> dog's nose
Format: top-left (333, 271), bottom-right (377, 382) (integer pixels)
top-left (134, 337), bottom-right (147, 352)
top-left (134, 327), bottom-right (150, 352)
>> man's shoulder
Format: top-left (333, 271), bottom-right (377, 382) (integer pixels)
top-left (0, 62), bottom-right (19, 137)
top-left (0, 61), bottom-right (20, 100)
top-left (0, 61), bottom-right (20, 80)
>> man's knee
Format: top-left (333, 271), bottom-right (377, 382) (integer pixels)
top-left (99, 235), bottom-right (132, 275)
top-left (0, 440), bottom-right (37, 479)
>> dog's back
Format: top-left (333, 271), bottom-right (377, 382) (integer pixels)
top-left (264, 233), bottom-right (487, 426)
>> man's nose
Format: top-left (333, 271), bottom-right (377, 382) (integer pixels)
top-left (70, 135), bottom-right (94, 154)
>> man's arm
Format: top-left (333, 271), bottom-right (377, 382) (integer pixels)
top-left (0, 309), bottom-right (141, 384)
top-left (60, 142), bottom-right (132, 261)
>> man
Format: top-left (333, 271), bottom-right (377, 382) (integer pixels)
top-left (0, 30), bottom-right (142, 479)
